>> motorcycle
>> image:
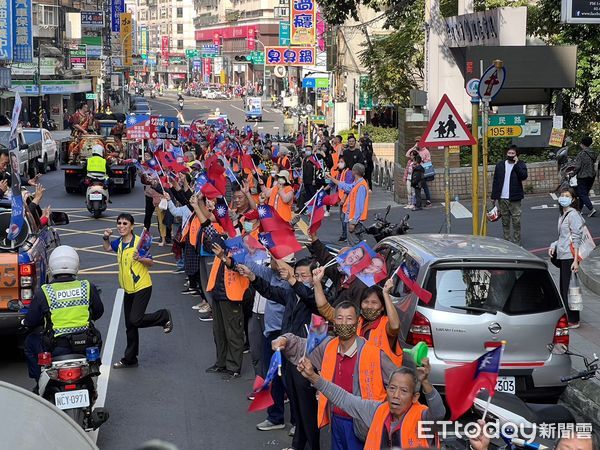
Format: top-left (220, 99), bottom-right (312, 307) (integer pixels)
top-left (443, 347), bottom-right (597, 450)
top-left (85, 174), bottom-right (109, 219)
top-left (37, 345), bottom-right (109, 430)
top-left (551, 142), bottom-right (577, 193)
top-left (178, 99), bottom-right (184, 111)
top-left (150, 89), bottom-right (156, 99)
top-left (360, 205), bottom-right (410, 242)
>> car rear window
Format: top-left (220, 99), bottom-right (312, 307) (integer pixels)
top-left (23, 131), bottom-right (42, 144)
top-left (424, 267), bottom-right (562, 315)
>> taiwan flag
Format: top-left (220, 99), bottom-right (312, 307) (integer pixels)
top-left (207, 159), bottom-right (227, 195)
top-left (241, 153), bottom-right (255, 172)
top-left (257, 205), bottom-right (291, 233)
top-left (200, 182), bottom-right (224, 200)
top-left (248, 350), bottom-right (282, 412)
top-left (323, 191), bottom-right (340, 207)
top-left (444, 346), bottom-right (503, 420)
top-left (307, 189), bottom-right (326, 234)
top-left (137, 228), bottom-right (153, 257)
top-left (258, 230), bottom-right (302, 260)
top-left (213, 198), bottom-right (237, 238)
top-left (394, 263), bottom-right (432, 304)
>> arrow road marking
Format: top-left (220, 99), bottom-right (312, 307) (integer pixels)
top-left (441, 201), bottom-right (473, 219)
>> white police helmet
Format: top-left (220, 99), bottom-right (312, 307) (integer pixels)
top-left (48, 245), bottom-right (80, 277)
top-left (91, 144), bottom-right (104, 157)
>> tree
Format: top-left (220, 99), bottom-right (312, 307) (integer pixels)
top-left (318, 0), bottom-right (416, 26)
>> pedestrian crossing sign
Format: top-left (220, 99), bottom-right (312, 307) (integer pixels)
top-left (419, 94), bottom-right (476, 147)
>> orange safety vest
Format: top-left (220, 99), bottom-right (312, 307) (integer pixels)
top-left (364, 402), bottom-right (431, 450)
top-left (330, 151), bottom-right (340, 178)
top-left (268, 185), bottom-right (293, 222)
top-left (358, 316), bottom-right (404, 367)
top-left (266, 176), bottom-right (275, 189)
top-left (343, 178), bottom-right (370, 221)
top-left (277, 155), bottom-right (290, 169)
top-left (206, 257), bottom-right (249, 301)
top-left (337, 168), bottom-right (350, 202)
top-left (182, 215), bottom-right (202, 247)
top-left (317, 338), bottom-right (386, 428)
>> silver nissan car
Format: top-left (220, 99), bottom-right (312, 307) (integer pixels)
top-left (376, 234), bottom-right (572, 402)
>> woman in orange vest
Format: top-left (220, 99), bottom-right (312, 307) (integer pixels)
top-left (258, 169), bottom-right (294, 222)
top-left (297, 358), bottom-right (446, 449)
top-left (276, 148), bottom-right (291, 170)
top-left (265, 164), bottom-right (279, 189)
top-left (313, 270), bottom-right (403, 367)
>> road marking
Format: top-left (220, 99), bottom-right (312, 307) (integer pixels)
top-left (230, 105), bottom-right (245, 113)
top-left (440, 201), bottom-right (473, 219)
top-left (78, 270), bottom-right (177, 275)
top-left (147, 98), bottom-right (179, 113)
top-left (531, 204), bottom-right (559, 209)
top-left (88, 288), bottom-right (123, 444)
top-left (550, 193), bottom-right (558, 201)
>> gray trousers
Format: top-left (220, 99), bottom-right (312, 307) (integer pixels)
top-left (248, 312), bottom-right (265, 377)
top-left (212, 298), bottom-right (244, 373)
top-left (499, 199), bottom-right (522, 246)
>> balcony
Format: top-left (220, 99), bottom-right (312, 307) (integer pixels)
top-left (193, 14), bottom-right (218, 28)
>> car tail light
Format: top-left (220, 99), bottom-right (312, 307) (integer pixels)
top-left (113, 170), bottom-right (123, 174)
top-left (20, 263), bottom-right (35, 287)
top-left (38, 352), bottom-right (52, 366)
top-left (64, 384), bottom-right (77, 391)
top-left (66, 169), bottom-right (77, 174)
top-left (553, 314), bottom-right (569, 347)
top-left (58, 367), bottom-right (83, 382)
top-left (407, 311), bottom-right (433, 347)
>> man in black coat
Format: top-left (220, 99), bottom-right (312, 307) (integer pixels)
top-left (491, 145), bottom-right (528, 246)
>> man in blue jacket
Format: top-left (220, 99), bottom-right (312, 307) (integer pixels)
top-left (491, 145), bottom-right (528, 246)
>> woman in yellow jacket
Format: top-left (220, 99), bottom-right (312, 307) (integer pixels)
top-left (103, 213), bottom-right (173, 369)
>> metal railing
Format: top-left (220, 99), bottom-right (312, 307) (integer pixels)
top-left (373, 155), bottom-right (395, 192)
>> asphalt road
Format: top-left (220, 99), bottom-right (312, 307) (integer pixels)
top-left (0, 95), bottom-right (599, 449)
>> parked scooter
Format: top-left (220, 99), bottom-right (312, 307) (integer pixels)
top-left (37, 346), bottom-right (109, 430)
top-left (85, 174), bottom-right (109, 219)
top-left (360, 205), bottom-right (410, 242)
top-left (550, 141), bottom-right (577, 193)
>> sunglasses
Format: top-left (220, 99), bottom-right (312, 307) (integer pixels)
top-left (117, 221), bottom-right (131, 225)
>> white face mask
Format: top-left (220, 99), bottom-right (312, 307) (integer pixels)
top-left (278, 179), bottom-right (286, 186)
top-left (270, 171), bottom-right (278, 177)
top-left (338, 162), bottom-right (345, 169)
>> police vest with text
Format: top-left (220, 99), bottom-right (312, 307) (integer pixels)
top-left (87, 156), bottom-right (107, 175)
top-left (42, 280), bottom-right (91, 337)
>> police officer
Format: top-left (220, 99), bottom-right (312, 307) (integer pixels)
top-left (23, 246), bottom-right (104, 385)
top-left (86, 144), bottom-right (108, 179)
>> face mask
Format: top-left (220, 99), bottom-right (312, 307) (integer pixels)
top-left (559, 196), bottom-right (573, 208)
top-left (305, 150), bottom-right (312, 156)
top-left (334, 323), bottom-right (357, 340)
top-left (270, 171), bottom-right (277, 177)
top-left (361, 308), bottom-right (382, 321)
top-left (302, 281), bottom-right (313, 289)
top-left (338, 163), bottom-right (345, 169)
top-left (506, 155), bottom-right (515, 162)
top-left (243, 221), bottom-right (254, 233)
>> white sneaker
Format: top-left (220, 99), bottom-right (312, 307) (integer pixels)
top-left (256, 420), bottom-right (285, 431)
top-left (324, 210), bottom-right (330, 217)
top-left (192, 302), bottom-right (206, 310)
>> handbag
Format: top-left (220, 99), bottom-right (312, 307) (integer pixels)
top-left (566, 212), bottom-right (596, 262)
top-left (158, 198), bottom-right (168, 210)
top-left (568, 274), bottom-right (583, 311)
top-left (422, 161), bottom-right (435, 180)
top-left (569, 175), bottom-right (578, 187)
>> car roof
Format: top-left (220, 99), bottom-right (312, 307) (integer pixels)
top-left (380, 234), bottom-right (542, 263)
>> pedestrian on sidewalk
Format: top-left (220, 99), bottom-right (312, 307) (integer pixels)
top-left (103, 213), bottom-right (173, 369)
top-left (574, 136), bottom-right (597, 218)
top-left (408, 139), bottom-right (433, 207)
top-left (491, 145), bottom-right (528, 246)
top-left (403, 150), bottom-right (417, 209)
top-left (549, 187), bottom-right (584, 328)
top-left (411, 154), bottom-right (425, 211)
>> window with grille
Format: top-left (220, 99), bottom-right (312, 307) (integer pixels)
top-left (177, 24), bottom-right (183, 34)
top-left (176, 7), bottom-right (183, 17)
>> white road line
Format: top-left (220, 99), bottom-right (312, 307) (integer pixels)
top-left (230, 104), bottom-right (245, 113)
top-left (441, 201), bottom-right (473, 219)
top-left (550, 193), bottom-right (558, 201)
top-left (89, 288), bottom-right (124, 443)
top-left (147, 99), bottom-right (179, 113)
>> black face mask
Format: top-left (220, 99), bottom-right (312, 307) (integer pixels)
top-left (506, 155), bottom-right (515, 163)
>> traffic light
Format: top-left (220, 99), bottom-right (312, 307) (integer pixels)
top-left (234, 55), bottom-right (247, 62)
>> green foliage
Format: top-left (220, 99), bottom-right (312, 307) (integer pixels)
top-left (337, 125), bottom-right (399, 142)
top-left (358, 0), bottom-right (425, 106)
top-left (459, 138), bottom-right (554, 166)
top-left (318, 0), bottom-right (415, 26)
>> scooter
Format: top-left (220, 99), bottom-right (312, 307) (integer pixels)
top-left (37, 346), bottom-right (109, 430)
top-left (361, 205), bottom-right (410, 242)
top-left (551, 142), bottom-right (577, 193)
top-left (150, 88), bottom-right (156, 99)
top-left (85, 174), bottom-right (109, 219)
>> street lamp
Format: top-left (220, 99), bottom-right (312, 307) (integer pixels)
top-left (254, 38), bottom-right (267, 99)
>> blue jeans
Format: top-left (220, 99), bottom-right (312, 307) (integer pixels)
top-left (176, 257), bottom-right (184, 270)
top-left (24, 332), bottom-right (73, 381)
top-left (263, 331), bottom-right (286, 425)
top-left (331, 414), bottom-right (363, 450)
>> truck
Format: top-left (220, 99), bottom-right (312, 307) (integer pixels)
top-left (60, 114), bottom-right (138, 194)
top-left (0, 199), bottom-right (69, 338)
top-left (0, 126), bottom-right (44, 178)
top-left (245, 97), bottom-right (263, 122)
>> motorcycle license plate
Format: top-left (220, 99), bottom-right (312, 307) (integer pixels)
top-left (89, 193), bottom-right (103, 201)
top-left (113, 178), bottom-right (124, 184)
top-left (54, 389), bottom-right (90, 410)
top-left (495, 376), bottom-right (516, 394)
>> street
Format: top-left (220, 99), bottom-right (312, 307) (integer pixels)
top-left (0, 95), bottom-right (598, 449)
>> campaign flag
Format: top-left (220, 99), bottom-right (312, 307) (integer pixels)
top-left (258, 230), bottom-right (302, 259)
top-left (248, 349), bottom-right (282, 412)
top-left (356, 255), bottom-right (387, 287)
top-left (445, 346), bottom-right (503, 420)
top-left (7, 93), bottom-right (24, 241)
top-left (308, 155), bottom-right (323, 170)
top-left (214, 197), bottom-right (237, 237)
top-left (244, 233), bottom-right (266, 251)
top-left (272, 145), bottom-right (279, 158)
top-left (308, 189), bottom-right (326, 234)
top-left (335, 242), bottom-right (376, 277)
top-left (306, 314), bottom-right (328, 354)
top-left (136, 228), bottom-right (153, 256)
top-left (224, 236), bottom-right (248, 264)
top-left (394, 263), bottom-right (432, 304)
top-left (257, 204), bottom-right (291, 233)
top-left (172, 146), bottom-right (184, 160)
